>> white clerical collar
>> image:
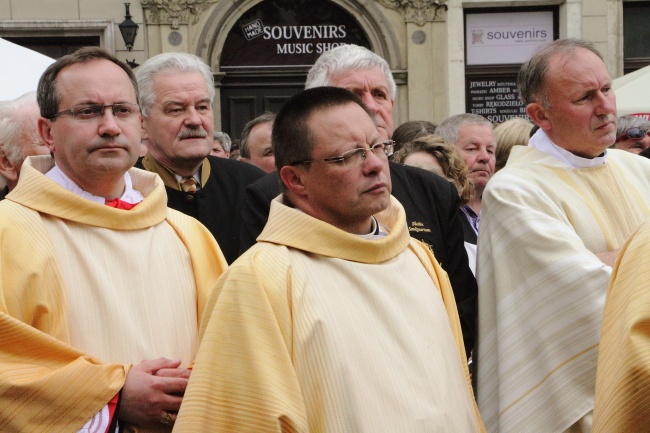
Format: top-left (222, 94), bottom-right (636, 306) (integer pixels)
top-left (358, 216), bottom-right (389, 240)
top-left (46, 164), bottom-right (144, 204)
top-left (529, 129), bottom-right (607, 168)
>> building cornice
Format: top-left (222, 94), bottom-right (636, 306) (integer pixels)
top-left (377, 0), bottom-right (448, 26)
top-left (141, 0), bottom-right (218, 29)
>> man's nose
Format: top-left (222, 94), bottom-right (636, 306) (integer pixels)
top-left (361, 91), bottom-right (379, 113)
top-left (595, 91), bottom-right (616, 116)
top-left (97, 109), bottom-right (122, 136)
top-left (184, 106), bottom-right (202, 125)
top-left (362, 147), bottom-right (385, 174)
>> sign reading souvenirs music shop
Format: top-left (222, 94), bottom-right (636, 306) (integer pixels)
top-left (220, 0), bottom-right (370, 70)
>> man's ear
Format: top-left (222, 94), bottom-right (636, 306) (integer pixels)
top-left (38, 118), bottom-right (56, 153)
top-left (280, 165), bottom-right (308, 197)
top-left (141, 116), bottom-right (149, 140)
top-left (0, 149), bottom-right (18, 183)
top-left (526, 102), bottom-right (552, 130)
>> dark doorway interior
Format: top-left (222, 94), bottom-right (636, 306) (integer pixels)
top-left (220, 72), bottom-right (304, 140)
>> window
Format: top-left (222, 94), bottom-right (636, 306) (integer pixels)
top-left (623, 1), bottom-right (650, 74)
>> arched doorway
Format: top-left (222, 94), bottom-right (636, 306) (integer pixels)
top-left (198, 0), bottom-right (398, 140)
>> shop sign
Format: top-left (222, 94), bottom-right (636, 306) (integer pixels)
top-left (466, 11), bottom-right (554, 66)
top-left (221, 0), bottom-right (370, 70)
top-left (466, 77), bottom-right (529, 123)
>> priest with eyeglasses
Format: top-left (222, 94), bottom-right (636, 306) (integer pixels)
top-left (174, 86), bottom-right (485, 433)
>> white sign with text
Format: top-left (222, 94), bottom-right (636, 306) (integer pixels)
top-left (466, 11), bottom-right (554, 65)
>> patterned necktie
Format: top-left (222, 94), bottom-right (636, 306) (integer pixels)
top-left (180, 176), bottom-right (198, 192)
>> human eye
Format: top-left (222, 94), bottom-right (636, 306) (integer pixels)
top-left (575, 91), bottom-right (594, 103)
top-left (371, 141), bottom-right (387, 155)
top-left (342, 148), bottom-right (365, 164)
top-left (74, 105), bottom-right (102, 119)
top-left (164, 104), bottom-right (185, 116)
top-left (325, 149), bottom-right (356, 165)
top-left (197, 103), bottom-right (212, 113)
top-left (372, 89), bottom-right (388, 100)
top-left (325, 156), bottom-right (346, 165)
top-left (113, 104), bottom-right (134, 117)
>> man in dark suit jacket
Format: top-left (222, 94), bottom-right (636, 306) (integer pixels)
top-left (137, 154), bottom-right (264, 264)
top-left (237, 42), bottom-right (476, 358)
top-left (135, 52), bottom-right (265, 264)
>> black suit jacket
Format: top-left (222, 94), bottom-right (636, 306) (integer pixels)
top-left (239, 161), bottom-right (477, 356)
top-left (136, 156), bottom-right (266, 264)
top-left (460, 209), bottom-right (478, 245)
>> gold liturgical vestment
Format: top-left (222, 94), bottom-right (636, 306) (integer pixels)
top-left (592, 219), bottom-right (650, 433)
top-left (174, 196), bottom-right (485, 433)
top-left (0, 156), bottom-right (227, 432)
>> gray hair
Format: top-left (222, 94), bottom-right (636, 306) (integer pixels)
top-left (0, 92), bottom-right (40, 164)
top-left (213, 131), bottom-right (232, 152)
top-left (517, 38), bottom-right (603, 107)
top-left (434, 113), bottom-right (493, 145)
top-left (305, 44), bottom-right (396, 100)
top-left (240, 112), bottom-right (275, 159)
top-left (135, 52), bottom-right (215, 117)
top-left (616, 115), bottom-right (650, 138)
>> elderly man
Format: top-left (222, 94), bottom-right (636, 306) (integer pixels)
top-left (174, 86), bottom-right (484, 433)
top-left (0, 92), bottom-right (50, 198)
top-left (612, 114), bottom-right (650, 154)
top-left (211, 131), bottom-right (231, 158)
top-left (240, 44), bottom-right (477, 357)
top-left (435, 114), bottom-right (496, 274)
top-left (135, 53), bottom-right (265, 264)
top-left (239, 112), bottom-right (276, 172)
top-left (0, 47), bottom-right (227, 432)
top-left (477, 38), bottom-right (650, 433)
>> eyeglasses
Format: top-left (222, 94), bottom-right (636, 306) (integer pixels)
top-left (290, 139), bottom-right (394, 167)
top-left (616, 127), bottom-right (650, 142)
top-left (47, 103), bottom-right (140, 121)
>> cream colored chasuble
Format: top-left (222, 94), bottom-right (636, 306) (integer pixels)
top-left (0, 156), bottom-right (227, 433)
top-left (477, 145), bottom-right (650, 433)
top-left (175, 196), bottom-right (484, 433)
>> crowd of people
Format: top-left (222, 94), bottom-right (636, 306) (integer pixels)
top-left (0, 38), bottom-right (648, 433)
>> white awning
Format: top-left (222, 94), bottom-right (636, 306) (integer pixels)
top-left (613, 64), bottom-right (650, 118)
top-left (0, 37), bottom-right (55, 100)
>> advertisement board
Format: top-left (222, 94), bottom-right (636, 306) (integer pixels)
top-left (221, 0), bottom-right (370, 70)
top-left (466, 11), bottom-right (554, 66)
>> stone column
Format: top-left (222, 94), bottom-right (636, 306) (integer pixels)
top-left (141, 0), bottom-right (217, 55)
top-left (378, 0), bottom-right (448, 123)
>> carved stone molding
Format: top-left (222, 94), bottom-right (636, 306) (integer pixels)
top-left (378, 0), bottom-right (448, 26)
top-left (142, 0), bottom-right (218, 29)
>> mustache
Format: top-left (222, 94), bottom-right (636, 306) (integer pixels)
top-left (178, 128), bottom-right (208, 140)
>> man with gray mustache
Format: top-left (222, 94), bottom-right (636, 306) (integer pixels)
top-left (136, 53), bottom-right (265, 264)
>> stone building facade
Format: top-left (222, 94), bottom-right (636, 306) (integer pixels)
top-left (0, 0), bottom-right (643, 137)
